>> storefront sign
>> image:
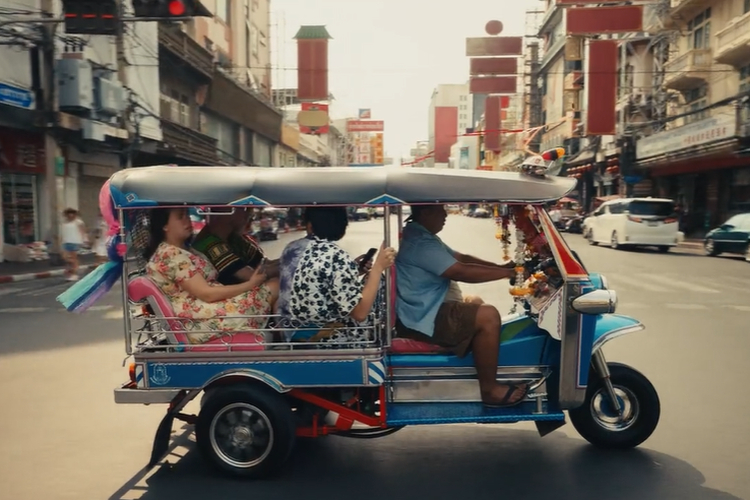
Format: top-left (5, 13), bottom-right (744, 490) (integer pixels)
top-left (0, 127), bottom-right (44, 173)
top-left (636, 114), bottom-right (736, 160)
top-left (0, 82), bottom-right (35, 110)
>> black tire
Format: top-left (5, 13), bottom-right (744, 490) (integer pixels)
top-left (704, 238), bottom-right (718, 256)
top-left (196, 384), bottom-right (296, 479)
top-left (657, 246), bottom-right (670, 253)
top-left (587, 229), bottom-right (598, 246)
top-left (610, 231), bottom-right (621, 250)
top-left (569, 362), bottom-right (660, 449)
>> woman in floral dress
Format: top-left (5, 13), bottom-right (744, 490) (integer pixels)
top-left (143, 207), bottom-right (274, 344)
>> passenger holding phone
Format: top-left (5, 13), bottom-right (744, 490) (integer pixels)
top-left (279, 207), bottom-right (395, 346)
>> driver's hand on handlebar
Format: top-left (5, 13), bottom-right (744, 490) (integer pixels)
top-left (373, 243), bottom-right (396, 273)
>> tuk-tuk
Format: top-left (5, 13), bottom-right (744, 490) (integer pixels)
top-left (61, 160), bottom-right (660, 479)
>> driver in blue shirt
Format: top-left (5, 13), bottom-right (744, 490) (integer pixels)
top-left (395, 204), bottom-right (529, 408)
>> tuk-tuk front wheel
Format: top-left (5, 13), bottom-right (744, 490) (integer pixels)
top-left (569, 362), bottom-right (660, 449)
top-left (196, 384), bottom-right (296, 479)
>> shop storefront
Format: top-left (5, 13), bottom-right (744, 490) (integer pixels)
top-left (0, 127), bottom-right (45, 260)
top-left (278, 124), bottom-right (299, 168)
top-left (634, 113), bottom-right (745, 236)
top-left (66, 147), bottom-right (120, 229)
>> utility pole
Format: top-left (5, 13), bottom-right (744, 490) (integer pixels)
top-left (115, 0), bottom-right (133, 170)
top-left (39, 0), bottom-right (64, 265)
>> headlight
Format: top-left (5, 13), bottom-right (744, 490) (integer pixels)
top-left (571, 289), bottom-right (618, 315)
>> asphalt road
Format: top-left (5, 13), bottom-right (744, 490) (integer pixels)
top-left (0, 215), bottom-right (748, 500)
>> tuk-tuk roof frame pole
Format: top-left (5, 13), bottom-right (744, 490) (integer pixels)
top-left (383, 206), bottom-right (393, 348)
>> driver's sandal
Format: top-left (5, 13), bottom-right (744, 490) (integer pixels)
top-left (482, 383), bottom-right (531, 408)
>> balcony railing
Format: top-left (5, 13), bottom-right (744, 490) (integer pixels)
top-left (715, 11), bottom-right (750, 66)
top-left (158, 25), bottom-right (214, 81)
top-left (663, 49), bottom-right (712, 89)
top-left (160, 120), bottom-right (221, 166)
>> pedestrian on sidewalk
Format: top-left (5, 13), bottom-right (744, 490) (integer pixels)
top-left (60, 208), bottom-right (87, 281)
top-left (93, 215), bottom-right (109, 265)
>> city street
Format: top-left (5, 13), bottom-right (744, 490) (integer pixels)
top-left (0, 214), bottom-right (748, 500)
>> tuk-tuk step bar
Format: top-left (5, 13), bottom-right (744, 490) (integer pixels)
top-left (384, 402), bottom-right (564, 427)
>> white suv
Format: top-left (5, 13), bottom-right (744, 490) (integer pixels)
top-left (583, 198), bottom-right (680, 252)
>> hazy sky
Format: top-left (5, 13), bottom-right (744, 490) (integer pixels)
top-left (270, 0), bottom-right (533, 160)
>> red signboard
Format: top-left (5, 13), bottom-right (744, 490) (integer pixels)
top-left (0, 127), bottom-right (45, 174)
top-left (500, 96), bottom-right (510, 109)
top-left (469, 76), bottom-right (516, 94)
top-left (298, 103), bottom-right (329, 135)
top-left (586, 40), bottom-right (618, 135)
top-left (434, 107), bottom-right (458, 163)
top-left (297, 39), bottom-right (329, 101)
top-left (566, 5), bottom-right (643, 34)
top-left (466, 37), bottom-right (523, 57)
top-left (484, 96), bottom-right (501, 152)
top-left (469, 57), bottom-right (518, 76)
top-left (346, 120), bottom-right (384, 132)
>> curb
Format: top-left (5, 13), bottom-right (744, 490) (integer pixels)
top-left (0, 264), bottom-right (99, 285)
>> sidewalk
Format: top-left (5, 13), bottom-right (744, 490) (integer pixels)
top-left (0, 226), bottom-right (307, 285)
top-left (0, 254), bottom-right (99, 284)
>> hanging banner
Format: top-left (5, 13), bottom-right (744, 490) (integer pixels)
top-left (484, 96), bottom-right (502, 152)
top-left (566, 6), bottom-right (644, 34)
top-left (585, 40), bottom-right (618, 136)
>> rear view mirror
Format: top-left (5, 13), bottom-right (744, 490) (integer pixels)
top-left (571, 289), bottom-right (617, 315)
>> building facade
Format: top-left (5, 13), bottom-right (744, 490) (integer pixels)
top-left (427, 83), bottom-right (472, 168)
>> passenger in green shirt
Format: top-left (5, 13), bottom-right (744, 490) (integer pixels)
top-left (192, 208), bottom-right (280, 298)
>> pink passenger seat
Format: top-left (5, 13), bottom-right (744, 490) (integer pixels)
top-left (387, 266), bottom-right (448, 354)
top-left (127, 276), bottom-right (265, 351)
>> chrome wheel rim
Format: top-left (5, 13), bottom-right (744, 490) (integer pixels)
top-left (590, 386), bottom-right (639, 432)
top-left (705, 239), bottom-right (714, 255)
top-left (209, 402), bottom-right (274, 468)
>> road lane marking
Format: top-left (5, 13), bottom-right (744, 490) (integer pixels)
top-left (103, 309), bottom-right (124, 319)
top-left (606, 274), bottom-right (670, 293)
top-left (639, 274), bottom-right (719, 294)
top-left (0, 307), bottom-right (48, 313)
top-left (664, 303), bottom-right (708, 310)
top-left (723, 305), bottom-right (750, 312)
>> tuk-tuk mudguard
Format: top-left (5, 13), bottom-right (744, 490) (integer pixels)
top-left (592, 314), bottom-right (645, 352)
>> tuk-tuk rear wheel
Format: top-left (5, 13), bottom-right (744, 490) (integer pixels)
top-left (569, 362), bottom-right (660, 449)
top-left (196, 384), bottom-right (296, 479)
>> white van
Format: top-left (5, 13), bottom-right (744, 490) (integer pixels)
top-left (583, 198), bottom-right (680, 252)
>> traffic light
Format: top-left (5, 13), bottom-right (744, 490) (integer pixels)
top-left (132, 0), bottom-right (212, 19)
top-left (62, 0), bottom-right (118, 35)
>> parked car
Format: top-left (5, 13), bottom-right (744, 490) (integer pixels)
top-left (583, 197), bottom-right (679, 252)
top-left (373, 207), bottom-right (385, 218)
top-left (472, 207), bottom-right (491, 218)
top-left (704, 212), bottom-right (750, 260)
top-left (351, 207), bottom-right (372, 221)
top-left (446, 204), bottom-right (461, 214)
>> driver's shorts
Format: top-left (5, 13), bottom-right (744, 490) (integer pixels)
top-left (395, 301), bottom-right (482, 358)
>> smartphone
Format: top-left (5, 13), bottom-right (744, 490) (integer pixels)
top-left (359, 247), bottom-right (378, 271)
top-left (258, 257), bottom-right (267, 273)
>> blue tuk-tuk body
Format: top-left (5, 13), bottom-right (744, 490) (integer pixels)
top-left (93, 165), bottom-right (659, 479)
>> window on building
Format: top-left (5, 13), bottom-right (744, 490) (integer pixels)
top-left (180, 94), bottom-right (190, 127)
top-left (215, 0), bottom-right (230, 23)
top-left (745, 0), bottom-right (750, 14)
top-left (687, 8), bottom-right (710, 50)
top-left (459, 95), bottom-right (467, 101)
top-left (250, 23), bottom-right (259, 59)
top-left (683, 84), bottom-right (708, 123)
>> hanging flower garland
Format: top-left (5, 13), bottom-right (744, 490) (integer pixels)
top-left (508, 205), bottom-right (551, 308)
top-left (493, 205), bottom-right (512, 261)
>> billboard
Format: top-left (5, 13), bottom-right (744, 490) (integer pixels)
top-left (297, 103), bottom-right (329, 135)
top-left (295, 26), bottom-right (331, 101)
top-left (347, 120), bottom-right (384, 132)
top-left (358, 109), bottom-right (371, 119)
top-left (484, 95), bottom-right (501, 152)
top-left (566, 6), bottom-right (643, 34)
top-left (586, 40), bottom-right (618, 135)
top-left (469, 76), bottom-right (516, 94)
top-left (469, 58), bottom-right (518, 76)
top-left (466, 37), bottom-right (523, 57)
